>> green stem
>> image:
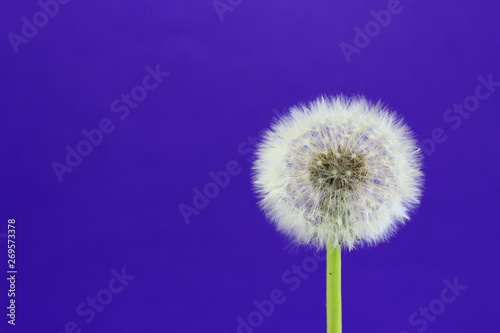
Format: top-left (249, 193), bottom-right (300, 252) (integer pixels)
top-left (327, 242), bottom-right (342, 333)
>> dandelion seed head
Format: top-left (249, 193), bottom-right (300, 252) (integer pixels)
top-left (252, 95), bottom-right (424, 250)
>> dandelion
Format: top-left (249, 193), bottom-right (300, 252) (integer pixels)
top-left (252, 95), bottom-right (424, 333)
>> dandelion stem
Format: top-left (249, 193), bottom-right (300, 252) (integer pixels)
top-left (326, 242), bottom-right (342, 333)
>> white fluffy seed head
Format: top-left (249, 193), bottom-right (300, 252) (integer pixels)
top-left (252, 96), bottom-right (424, 251)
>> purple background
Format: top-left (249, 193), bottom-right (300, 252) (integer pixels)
top-left (1, 0), bottom-right (499, 332)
